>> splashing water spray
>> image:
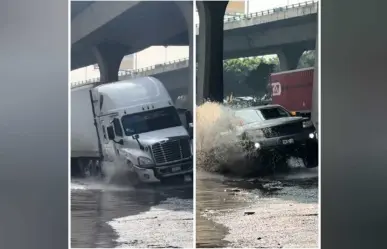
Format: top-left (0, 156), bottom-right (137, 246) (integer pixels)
top-left (196, 101), bottom-right (257, 175)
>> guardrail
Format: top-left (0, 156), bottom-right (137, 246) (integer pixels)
top-left (71, 57), bottom-right (189, 88)
top-left (195, 0), bottom-right (318, 28)
top-left (71, 1), bottom-right (318, 88)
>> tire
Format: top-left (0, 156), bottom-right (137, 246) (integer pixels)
top-left (71, 158), bottom-right (87, 178)
top-left (252, 150), bottom-right (289, 175)
top-left (302, 141), bottom-right (318, 168)
top-left (126, 160), bottom-right (141, 186)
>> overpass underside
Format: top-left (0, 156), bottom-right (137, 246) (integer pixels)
top-left (71, 1), bottom-right (194, 110)
top-left (196, 1), bottom-right (319, 103)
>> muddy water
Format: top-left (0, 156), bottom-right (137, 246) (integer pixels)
top-left (71, 179), bottom-right (193, 248)
top-left (196, 167), bottom-right (318, 248)
top-left (195, 172), bottom-right (251, 248)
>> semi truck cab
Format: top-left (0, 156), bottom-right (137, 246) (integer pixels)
top-left (90, 77), bottom-right (193, 183)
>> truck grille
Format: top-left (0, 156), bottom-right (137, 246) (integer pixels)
top-left (151, 138), bottom-right (191, 165)
top-left (262, 122), bottom-right (303, 138)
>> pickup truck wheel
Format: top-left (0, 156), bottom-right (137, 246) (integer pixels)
top-left (302, 142), bottom-right (318, 168)
top-left (253, 151), bottom-right (288, 175)
top-left (271, 153), bottom-right (289, 173)
top-left (302, 156), bottom-right (318, 168)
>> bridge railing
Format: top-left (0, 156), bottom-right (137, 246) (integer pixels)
top-left (72, 1), bottom-right (319, 88)
top-left (195, 0), bottom-right (318, 28)
top-left (71, 57), bottom-right (189, 88)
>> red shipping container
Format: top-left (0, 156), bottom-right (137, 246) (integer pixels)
top-left (270, 67), bottom-right (314, 113)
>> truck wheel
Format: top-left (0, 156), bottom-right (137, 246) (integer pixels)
top-left (271, 152), bottom-right (289, 173)
top-left (71, 158), bottom-right (88, 178)
top-left (253, 150), bottom-right (288, 175)
top-left (90, 159), bottom-right (102, 177)
top-left (302, 155), bottom-right (318, 168)
top-left (126, 160), bottom-right (141, 186)
top-left (302, 142), bottom-right (318, 168)
top-left (71, 158), bottom-right (79, 177)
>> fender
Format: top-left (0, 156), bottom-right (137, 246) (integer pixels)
top-left (119, 148), bottom-right (152, 167)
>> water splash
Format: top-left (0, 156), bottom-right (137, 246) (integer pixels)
top-left (196, 101), bottom-right (255, 175)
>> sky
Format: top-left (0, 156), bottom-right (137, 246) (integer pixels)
top-left (248, 0), bottom-right (308, 13)
top-left (195, 0), bottom-right (309, 24)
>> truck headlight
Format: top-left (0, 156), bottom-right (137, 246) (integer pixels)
top-left (137, 156), bottom-right (153, 167)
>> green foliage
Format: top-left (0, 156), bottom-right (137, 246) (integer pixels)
top-left (223, 51), bottom-right (315, 97)
top-left (297, 50), bottom-right (315, 68)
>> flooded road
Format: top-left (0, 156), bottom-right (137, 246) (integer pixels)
top-left (71, 179), bottom-right (193, 248)
top-left (196, 162), bottom-right (318, 248)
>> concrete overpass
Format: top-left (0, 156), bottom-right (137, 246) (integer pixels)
top-left (71, 58), bottom-right (189, 102)
top-left (71, 1), bottom-right (190, 70)
top-left (71, 1), bottom-right (193, 110)
top-left (196, 0), bottom-right (318, 130)
top-left (197, 0), bottom-right (318, 70)
top-left (71, 1), bottom-right (317, 110)
top-left (72, 1), bottom-right (317, 83)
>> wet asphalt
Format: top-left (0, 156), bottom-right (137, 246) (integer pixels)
top-left (71, 163), bottom-right (318, 248)
top-left (71, 179), bottom-right (193, 248)
top-left (196, 164), bottom-right (318, 248)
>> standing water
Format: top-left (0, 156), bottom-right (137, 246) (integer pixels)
top-left (71, 160), bottom-right (193, 248)
top-left (195, 101), bottom-right (318, 248)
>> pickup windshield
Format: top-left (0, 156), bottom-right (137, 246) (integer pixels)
top-left (234, 109), bottom-right (262, 125)
top-left (121, 106), bottom-right (182, 136)
top-left (259, 107), bottom-right (290, 120)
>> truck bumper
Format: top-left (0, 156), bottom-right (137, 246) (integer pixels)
top-left (246, 129), bottom-right (318, 156)
top-left (132, 159), bottom-right (193, 183)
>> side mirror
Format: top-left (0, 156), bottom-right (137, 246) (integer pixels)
top-left (107, 126), bottom-right (115, 140)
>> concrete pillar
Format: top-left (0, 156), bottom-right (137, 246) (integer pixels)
top-left (92, 42), bottom-right (129, 84)
top-left (196, 1), bottom-right (228, 103)
top-left (176, 1), bottom-right (194, 112)
top-left (277, 45), bottom-right (305, 71)
top-left (311, 34), bottom-right (319, 131)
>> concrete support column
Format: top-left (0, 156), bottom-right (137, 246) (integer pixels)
top-left (196, 1), bottom-right (228, 103)
top-left (277, 45), bottom-right (305, 71)
top-left (92, 42), bottom-right (128, 84)
top-left (311, 33), bottom-right (319, 130)
top-left (176, 1), bottom-right (194, 112)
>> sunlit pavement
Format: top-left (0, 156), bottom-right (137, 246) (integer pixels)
top-left (71, 179), bottom-right (193, 248)
top-left (196, 166), bottom-right (318, 248)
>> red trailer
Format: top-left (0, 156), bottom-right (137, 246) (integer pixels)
top-left (270, 67), bottom-right (314, 117)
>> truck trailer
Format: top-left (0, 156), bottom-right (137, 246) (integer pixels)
top-left (269, 67), bottom-right (318, 137)
top-left (270, 67), bottom-right (314, 117)
top-left (71, 77), bottom-right (193, 183)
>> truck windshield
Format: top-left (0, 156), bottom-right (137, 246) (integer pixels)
top-left (259, 107), bottom-right (290, 120)
top-left (234, 109), bottom-right (262, 125)
top-left (121, 106), bottom-right (182, 136)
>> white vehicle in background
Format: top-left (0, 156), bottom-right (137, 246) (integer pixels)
top-left (71, 77), bottom-right (193, 183)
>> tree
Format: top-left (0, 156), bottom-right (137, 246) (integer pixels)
top-left (297, 50), bottom-right (315, 68)
top-left (223, 51), bottom-right (315, 98)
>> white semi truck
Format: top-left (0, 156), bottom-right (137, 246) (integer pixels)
top-left (71, 77), bottom-right (193, 183)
